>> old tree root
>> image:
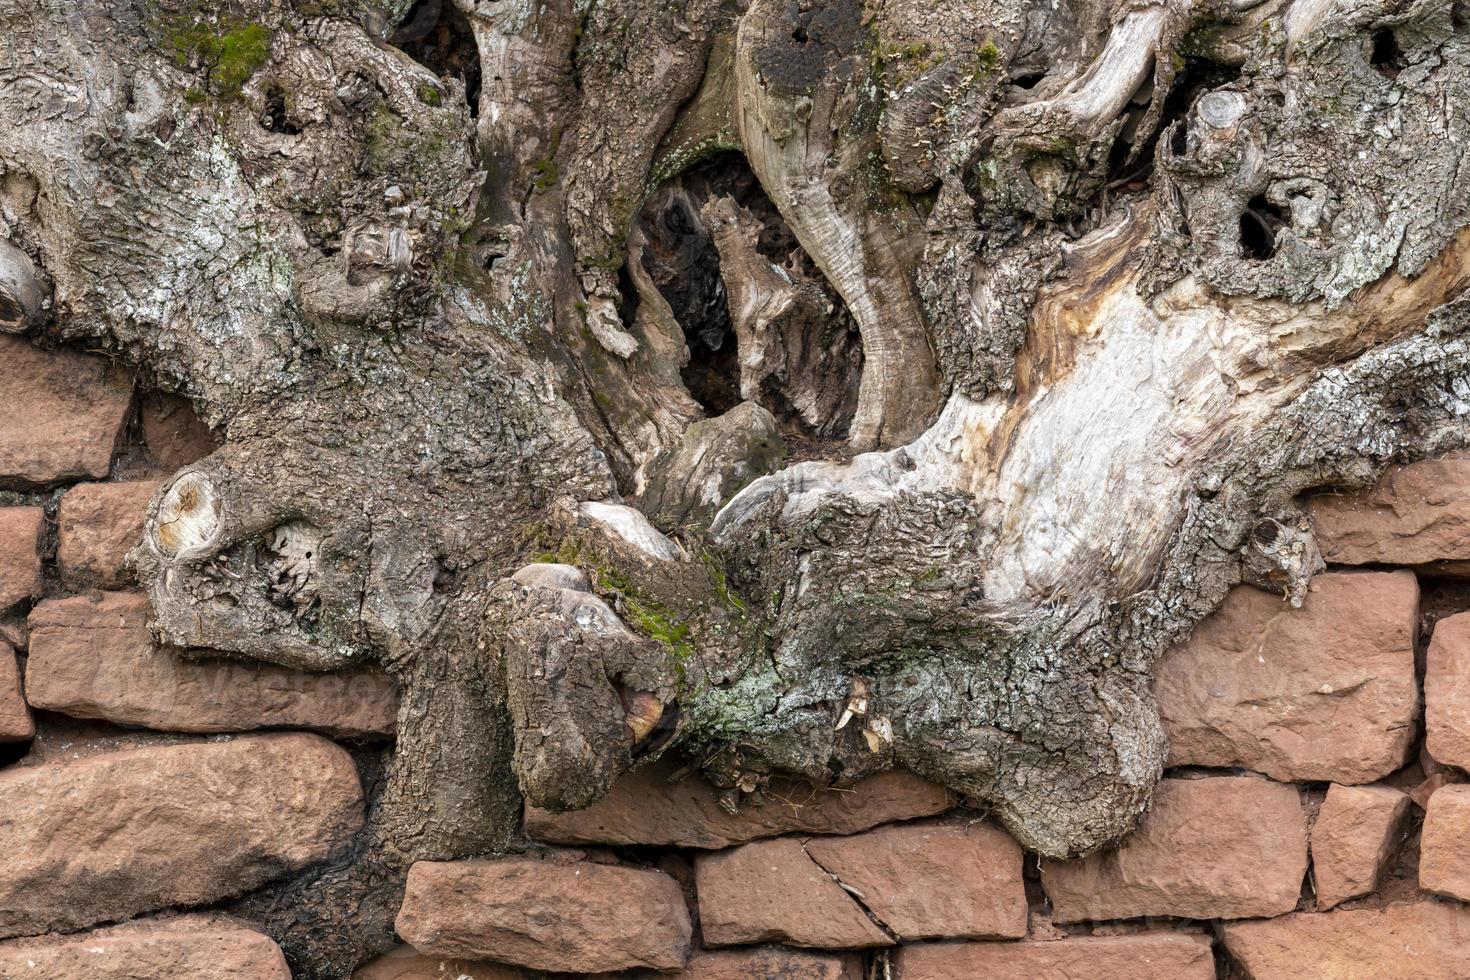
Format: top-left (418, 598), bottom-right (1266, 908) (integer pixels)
top-left (2, 0), bottom-right (1468, 974)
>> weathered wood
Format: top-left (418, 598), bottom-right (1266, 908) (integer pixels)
top-left (733, 0), bottom-right (943, 449)
top-left (0, 239), bottom-right (44, 333)
top-left (0, 0), bottom-right (1466, 974)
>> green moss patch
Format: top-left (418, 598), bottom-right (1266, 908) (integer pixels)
top-left (167, 15), bottom-right (273, 101)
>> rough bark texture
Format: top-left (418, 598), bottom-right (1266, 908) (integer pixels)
top-left (0, 0), bottom-right (1467, 975)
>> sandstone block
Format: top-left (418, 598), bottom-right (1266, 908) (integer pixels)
top-left (0, 507), bottom-right (42, 612)
top-left (0, 732), bottom-right (363, 936)
top-left (1309, 455), bottom-right (1470, 568)
top-left (1420, 784), bottom-right (1470, 901)
top-left (140, 392), bottom-right (217, 470)
top-left (654, 946), bottom-right (860, 978)
top-left (1411, 769), bottom-right (1464, 810)
top-left (0, 616), bottom-right (22, 652)
top-left (56, 480), bottom-right (159, 587)
top-left (352, 945), bottom-right (525, 979)
top-left (1311, 783), bottom-right (1409, 908)
top-left (396, 858), bottom-right (692, 973)
top-left (896, 933), bottom-right (1216, 980)
top-left (695, 837), bottom-right (892, 949)
top-left (0, 919), bottom-right (290, 979)
top-left (1155, 571), bottom-right (1419, 783)
top-left (802, 819), bottom-right (1026, 940)
top-left (525, 757), bottom-right (952, 848)
top-left (1041, 776), bottom-right (1307, 922)
top-left (26, 592), bottom-right (397, 736)
top-left (1426, 611), bottom-right (1470, 769)
top-left (1222, 902), bottom-right (1470, 979)
top-left (0, 643), bottom-right (30, 742)
top-left (0, 335), bottom-right (132, 488)
top-left (411, 946), bottom-right (867, 980)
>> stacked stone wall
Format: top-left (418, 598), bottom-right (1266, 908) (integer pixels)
top-left (4, 334), bottom-right (1470, 979)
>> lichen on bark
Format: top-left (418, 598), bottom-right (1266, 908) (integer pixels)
top-left (1, 0), bottom-right (1468, 974)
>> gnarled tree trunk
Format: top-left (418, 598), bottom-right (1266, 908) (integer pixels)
top-left (1, 0), bottom-right (1467, 974)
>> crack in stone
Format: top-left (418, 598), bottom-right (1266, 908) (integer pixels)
top-left (799, 838), bottom-right (901, 944)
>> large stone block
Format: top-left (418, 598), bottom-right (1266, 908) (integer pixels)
top-left (1420, 784), bottom-right (1470, 901)
top-left (695, 837), bottom-right (892, 949)
top-left (896, 933), bottom-right (1216, 980)
top-left (525, 757), bottom-right (952, 848)
top-left (1311, 783), bottom-right (1409, 909)
top-left (1309, 455), bottom-right (1470, 568)
top-left (25, 592), bottom-right (397, 736)
top-left (0, 732), bottom-right (363, 936)
top-left (395, 858), bottom-right (692, 973)
top-left (654, 947), bottom-right (861, 978)
top-left (56, 480), bottom-right (160, 588)
top-left (802, 819), bottom-right (1026, 940)
top-left (0, 918), bottom-right (290, 979)
top-left (1040, 776), bottom-right (1307, 922)
top-left (352, 944), bottom-right (859, 980)
top-left (1222, 902), bottom-right (1470, 979)
top-left (0, 335), bottom-right (132, 488)
top-left (1155, 572), bottom-right (1419, 783)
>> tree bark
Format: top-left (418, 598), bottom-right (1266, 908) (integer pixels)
top-left (1, 0), bottom-right (1468, 974)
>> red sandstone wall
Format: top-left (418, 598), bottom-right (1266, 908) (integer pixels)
top-left (3, 333), bottom-right (1470, 978)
